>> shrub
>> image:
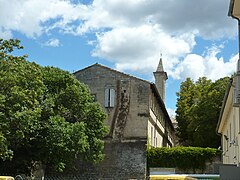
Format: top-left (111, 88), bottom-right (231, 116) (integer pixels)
top-left (147, 146), bottom-right (220, 171)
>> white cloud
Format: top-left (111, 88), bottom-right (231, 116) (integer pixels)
top-left (86, 0), bottom-right (237, 81)
top-left (92, 25), bottom-right (196, 74)
top-left (0, 0), bottom-right (235, 38)
top-left (0, 0), bottom-right (88, 37)
top-left (44, 38), bottom-right (61, 47)
top-left (149, 0), bottom-right (236, 39)
top-left (0, 27), bottom-right (12, 39)
top-left (167, 108), bottom-right (176, 119)
top-left (0, 0), bottom-right (238, 81)
top-left (173, 46), bottom-right (238, 81)
top-left (78, 0), bottom-right (235, 39)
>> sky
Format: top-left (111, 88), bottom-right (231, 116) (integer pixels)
top-left (0, 0), bottom-right (239, 117)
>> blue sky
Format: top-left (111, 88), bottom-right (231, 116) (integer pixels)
top-left (0, 0), bottom-right (239, 117)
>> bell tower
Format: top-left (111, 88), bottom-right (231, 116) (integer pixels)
top-left (153, 57), bottom-right (168, 102)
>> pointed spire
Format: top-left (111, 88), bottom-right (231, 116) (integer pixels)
top-left (156, 57), bottom-right (164, 72)
top-left (153, 55), bottom-right (168, 102)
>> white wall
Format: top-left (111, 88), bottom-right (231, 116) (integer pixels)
top-left (220, 77), bottom-right (240, 165)
top-left (148, 108), bottom-right (164, 147)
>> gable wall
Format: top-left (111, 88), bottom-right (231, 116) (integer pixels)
top-left (75, 65), bottom-right (149, 139)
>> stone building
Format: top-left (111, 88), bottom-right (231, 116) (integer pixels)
top-left (73, 59), bottom-right (175, 179)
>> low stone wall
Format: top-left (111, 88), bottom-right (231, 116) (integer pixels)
top-left (45, 140), bottom-right (147, 180)
top-left (148, 156), bottom-right (221, 175)
top-left (174, 156), bottom-right (222, 174)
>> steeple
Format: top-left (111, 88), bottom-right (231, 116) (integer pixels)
top-left (156, 57), bottom-right (164, 72)
top-left (153, 57), bottom-right (168, 102)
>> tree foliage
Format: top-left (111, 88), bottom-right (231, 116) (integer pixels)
top-left (0, 38), bottom-right (108, 173)
top-left (176, 76), bottom-right (229, 148)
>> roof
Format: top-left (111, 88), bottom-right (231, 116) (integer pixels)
top-left (151, 83), bottom-right (175, 131)
top-left (229, 0), bottom-right (234, 16)
top-left (228, 0), bottom-right (240, 19)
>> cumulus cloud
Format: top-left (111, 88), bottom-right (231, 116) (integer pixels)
top-left (0, 0), bottom-right (237, 81)
top-left (44, 38), bottom-right (61, 47)
top-left (0, 0), bottom-right (235, 38)
top-left (0, 0), bottom-right (88, 37)
top-left (173, 45), bottom-right (238, 81)
top-left (92, 25), bottom-right (196, 74)
top-left (87, 0), bottom-right (237, 81)
top-left (76, 0), bottom-right (235, 39)
top-left (149, 0), bottom-right (236, 39)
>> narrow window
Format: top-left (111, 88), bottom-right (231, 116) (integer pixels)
top-left (151, 127), bottom-right (154, 146)
top-left (230, 123), bottom-right (232, 141)
top-left (105, 87), bottom-right (115, 107)
top-left (227, 130), bottom-right (229, 151)
top-left (154, 128), bottom-right (156, 146)
top-left (233, 116), bottom-right (236, 140)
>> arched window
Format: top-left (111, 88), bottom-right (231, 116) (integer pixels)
top-left (104, 86), bottom-right (115, 107)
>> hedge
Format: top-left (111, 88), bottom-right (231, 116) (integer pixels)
top-left (147, 146), bottom-right (220, 171)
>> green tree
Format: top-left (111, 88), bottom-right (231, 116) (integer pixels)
top-left (176, 76), bottom-right (229, 147)
top-left (176, 78), bottom-right (195, 145)
top-left (0, 38), bottom-right (108, 174)
top-left (187, 77), bottom-right (212, 146)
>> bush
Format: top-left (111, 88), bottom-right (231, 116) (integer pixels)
top-left (147, 146), bottom-right (220, 171)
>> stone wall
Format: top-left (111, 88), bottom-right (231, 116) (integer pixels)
top-left (174, 156), bottom-right (222, 174)
top-left (45, 140), bottom-right (147, 180)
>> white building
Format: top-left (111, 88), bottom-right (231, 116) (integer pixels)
top-left (216, 0), bottom-right (240, 165)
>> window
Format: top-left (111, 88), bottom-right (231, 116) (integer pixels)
top-left (233, 116), bottom-right (236, 140)
top-left (230, 123), bottom-right (232, 142)
top-left (104, 87), bottom-right (115, 107)
top-left (151, 127), bottom-right (154, 146)
top-left (154, 128), bottom-right (156, 146)
top-left (226, 130), bottom-right (229, 151)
